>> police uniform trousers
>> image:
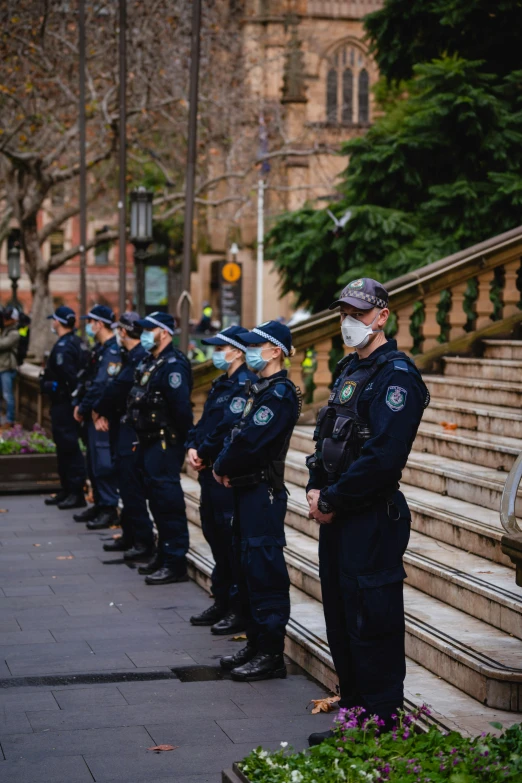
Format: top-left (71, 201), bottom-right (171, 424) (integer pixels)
top-left (112, 423), bottom-right (152, 548)
top-left (318, 491), bottom-right (410, 722)
top-left (138, 440), bottom-right (188, 572)
top-left (86, 421), bottom-right (119, 508)
top-left (232, 482), bottom-right (290, 655)
top-left (50, 401), bottom-right (86, 495)
top-left (199, 468), bottom-right (237, 608)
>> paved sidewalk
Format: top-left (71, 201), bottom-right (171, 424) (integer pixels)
top-left (0, 495), bottom-right (332, 783)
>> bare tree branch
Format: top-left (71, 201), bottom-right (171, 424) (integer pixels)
top-left (49, 230), bottom-right (118, 272)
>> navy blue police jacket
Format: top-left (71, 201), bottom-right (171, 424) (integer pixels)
top-left (307, 339), bottom-right (428, 511)
top-left (78, 335), bottom-right (123, 418)
top-left (213, 369), bottom-right (299, 479)
top-left (186, 363), bottom-right (258, 466)
top-left (41, 332), bottom-right (89, 401)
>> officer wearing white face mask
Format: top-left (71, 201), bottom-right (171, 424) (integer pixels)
top-left (305, 278), bottom-right (430, 746)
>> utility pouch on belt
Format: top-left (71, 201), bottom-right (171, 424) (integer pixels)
top-left (321, 415), bottom-right (358, 475)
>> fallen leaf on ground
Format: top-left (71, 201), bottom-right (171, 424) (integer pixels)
top-left (309, 695), bottom-right (340, 714)
top-left (147, 745), bottom-right (178, 752)
top-left (56, 556), bottom-right (74, 560)
top-left (440, 421), bottom-right (458, 431)
top-left (109, 524), bottom-right (121, 529)
top-left (231, 634), bottom-right (247, 641)
top-left (478, 570), bottom-right (493, 574)
top-left (0, 508), bottom-right (8, 513)
top-left (33, 543), bottom-right (41, 547)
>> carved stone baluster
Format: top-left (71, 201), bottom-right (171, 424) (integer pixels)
top-left (287, 348), bottom-right (304, 385)
top-left (502, 258), bottom-right (521, 318)
top-left (421, 293), bottom-right (441, 352)
top-left (313, 339), bottom-right (332, 403)
top-left (394, 303), bottom-right (415, 354)
top-left (475, 269), bottom-right (496, 330)
top-left (448, 282), bottom-right (468, 341)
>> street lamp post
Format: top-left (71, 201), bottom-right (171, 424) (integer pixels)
top-left (7, 245), bottom-right (23, 312)
top-left (129, 187), bottom-right (153, 315)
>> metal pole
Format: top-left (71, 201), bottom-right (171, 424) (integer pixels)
top-left (256, 178), bottom-right (264, 324)
top-left (118, 0), bottom-right (127, 315)
top-left (79, 0), bottom-right (87, 330)
top-left (179, 0), bottom-right (201, 354)
top-left (134, 247), bottom-right (146, 315)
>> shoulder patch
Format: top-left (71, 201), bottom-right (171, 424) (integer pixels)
top-left (229, 396), bottom-right (246, 414)
top-left (57, 339), bottom-right (66, 346)
top-left (107, 362), bottom-right (121, 377)
top-left (253, 405), bottom-right (274, 426)
top-left (386, 385), bottom-right (407, 412)
top-left (272, 383), bottom-right (288, 399)
top-left (169, 372), bottom-right (182, 389)
top-left (56, 353), bottom-right (64, 365)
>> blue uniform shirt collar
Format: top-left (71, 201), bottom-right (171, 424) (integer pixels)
top-left (350, 339), bottom-right (397, 368)
top-left (104, 335), bottom-right (117, 350)
top-left (262, 369), bottom-right (288, 382)
top-left (227, 362), bottom-right (248, 383)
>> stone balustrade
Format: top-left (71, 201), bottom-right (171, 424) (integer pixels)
top-left (307, 0), bottom-right (384, 18)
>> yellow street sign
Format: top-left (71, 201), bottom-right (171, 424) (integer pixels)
top-left (222, 262), bottom-right (241, 283)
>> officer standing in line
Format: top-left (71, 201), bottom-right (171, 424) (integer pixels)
top-left (41, 306), bottom-right (88, 510)
top-left (186, 325), bottom-right (257, 634)
top-left (73, 305), bottom-right (122, 530)
top-left (213, 321), bottom-right (301, 682)
top-left (92, 313), bottom-right (154, 560)
top-left (305, 279), bottom-right (429, 746)
top-left (126, 311), bottom-right (193, 585)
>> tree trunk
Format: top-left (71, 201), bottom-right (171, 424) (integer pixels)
top-left (21, 218), bottom-right (54, 363)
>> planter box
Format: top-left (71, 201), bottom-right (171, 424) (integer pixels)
top-left (222, 764), bottom-right (250, 783)
top-left (0, 453), bottom-right (60, 494)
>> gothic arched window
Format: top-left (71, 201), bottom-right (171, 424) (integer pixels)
top-left (326, 69), bottom-right (338, 124)
top-left (358, 69), bottom-right (369, 124)
top-left (342, 69), bottom-right (353, 125)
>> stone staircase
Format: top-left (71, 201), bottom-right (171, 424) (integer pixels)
top-left (182, 337), bottom-right (522, 735)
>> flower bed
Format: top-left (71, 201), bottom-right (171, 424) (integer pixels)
top-left (0, 425), bottom-right (59, 493)
top-left (238, 706), bottom-right (522, 782)
top-left (0, 424), bottom-right (56, 454)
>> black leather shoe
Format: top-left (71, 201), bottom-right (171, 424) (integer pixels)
top-left (220, 644), bottom-right (257, 671)
top-left (308, 729), bottom-right (334, 747)
top-left (45, 490), bottom-right (68, 506)
top-left (144, 567), bottom-right (189, 585)
top-left (57, 493), bottom-right (86, 510)
top-left (138, 553), bottom-right (162, 575)
top-left (86, 508), bottom-right (119, 530)
top-left (123, 544), bottom-right (155, 562)
top-left (190, 603), bottom-right (227, 626)
top-left (211, 611), bottom-right (246, 636)
top-left (230, 652), bottom-right (286, 682)
top-left (103, 538), bottom-right (130, 553)
top-left (73, 506), bottom-right (99, 523)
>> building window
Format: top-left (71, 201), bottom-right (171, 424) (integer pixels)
top-left (94, 227), bottom-right (110, 266)
top-left (342, 69), bottom-right (353, 125)
top-left (49, 230), bottom-right (65, 257)
top-left (326, 69), bottom-right (338, 124)
top-left (359, 69), bottom-right (369, 124)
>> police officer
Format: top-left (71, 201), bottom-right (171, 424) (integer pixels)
top-left (186, 326), bottom-right (257, 634)
top-left (213, 320), bottom-right (301, 682)
top-left (93, 313), bottom-right (153, 560)
top-left (305, 279), bottom-right (429, 745)
top-left (41, 306), bottom-right (88, 509)
top-left (73, 305), bottom-right (122, 530)
top-left (127, 311), bottom-right (193, 584)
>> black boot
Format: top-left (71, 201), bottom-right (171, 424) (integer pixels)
top-left (57, 492), bottom-right (86, 510)
top-left (308, 730), bottom-right (334, 747)
top-left (138, 552), bottom-right (162, 575)
top-left (190, 602), bottom-right (227, 627)
top-left (211, 611), bottom-right (246, 636)
top-left (144, 566), bottom-right (189, 585)
top-left (44, 490), bottom-right (68, 506)
top-left (103, 537), bottom-right (130, 553)
top-left (86, 507), bottom-right (119, 530)
top-left (220, 644), bottom-right (257, 671)
top-left (123, 544), bottom-right (155, 562)
top-left (73, 505), bottom-right (99, 523)
top-left (230, 652), bottom-right (286, 682)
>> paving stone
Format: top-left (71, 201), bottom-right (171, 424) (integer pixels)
top-left (0, 710), bottom-right (33, 736)
top-left (217, 713), bottom-right (335, 743)
top-left (230, 693), bottom-right (321, 718)
top-left (50, 623), bottom-right (171, 642)
top-left (52, 685), bottom-right (128, 710)
top-left (145, 717), bottom-right (232, 747)
top-left (117, 679), bottom-right (253, 705)
top-left (0, 755), bottom-right (93, 782)
top-left (0, 690), bottom-right (59, 713)
top-left (2, 725), bottom-right (152, 760)
top-left (0, 630), bottom-right (55, 647)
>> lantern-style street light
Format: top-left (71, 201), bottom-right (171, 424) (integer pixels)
top-left (129, 186), bottom-right (153, 314)
top-left (7, 244), bottom-right (23, 311)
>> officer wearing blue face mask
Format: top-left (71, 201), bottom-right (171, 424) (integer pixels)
top-left (186, 326), bottom-right (257, 634)
top-left (126, 312), bottom-right (193, 585)
top-left (305, 278), bottom-right (430, 746)
top-left (73, 305), bottom-right (122, 530)
top-left (213, 321), bottom-right (301, 682)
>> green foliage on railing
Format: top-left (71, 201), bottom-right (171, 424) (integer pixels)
top-left (410, 301), bottom-right (425, 355)
top-left (436, 289), bottom-right (451, 343)
top-left (463, 278), bottom-right (478, 332)
top-left (491, 266), bottom-right (506, 321)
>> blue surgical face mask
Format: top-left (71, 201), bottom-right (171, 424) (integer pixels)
top-left (245, 347), bottom-right (267, 372)
top-left (212, 349), bottom-right (233, 371)
top-left (85, 323), bottom-right (95, 339)
top-left (140, 330), bottom-right (155, 351)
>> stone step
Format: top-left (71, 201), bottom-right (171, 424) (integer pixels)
top-left (423, 398), bottom-right (522, 439)
top-left (443, 356), bottom-right (522, 383)
top-left (426, 375), bottom-right (522, 409)
top-left (184, 517), bottom-right (522, 713)
top-left (483, 339), bottom-right (522, 361)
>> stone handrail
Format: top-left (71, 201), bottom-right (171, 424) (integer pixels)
top-left (501, 453), bottom-right (522, 538)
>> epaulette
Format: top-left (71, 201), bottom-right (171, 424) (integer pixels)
top-left (168, 356), bottom-right (177, 364)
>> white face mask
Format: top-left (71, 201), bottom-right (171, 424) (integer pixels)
top-left (341, 311), bottom-right (382, 349)
top-left (115, 331), bottom-right (124, 348)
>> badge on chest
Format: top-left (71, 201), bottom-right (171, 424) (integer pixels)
top-left (242, 398), bottom-right (254, 418)
top-left (140, 371), bottom-right (151, 386)
top-left (339, 380), bottom-right (357, 404)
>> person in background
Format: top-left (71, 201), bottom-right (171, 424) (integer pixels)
top-left (187, 340), bottom-right (207, 364)
top-left (73, 305), bottom-right (121, 530)
top-left (196, 302), bottom-right (213, 333)
top-left (186, 326), bottom-right (257, 635)
top-left (127, 312), bottom-right (193, 585)
top-left (41, 306), bottom-right (88, 510)
top-left (0, 306), bottom-right (20, 429)
top-left (214, 320), bottom-right (301, 682)
top-left (301, 348), bottom-right (317, 404)
top-left (94, 313), bottom-right (154, 561)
